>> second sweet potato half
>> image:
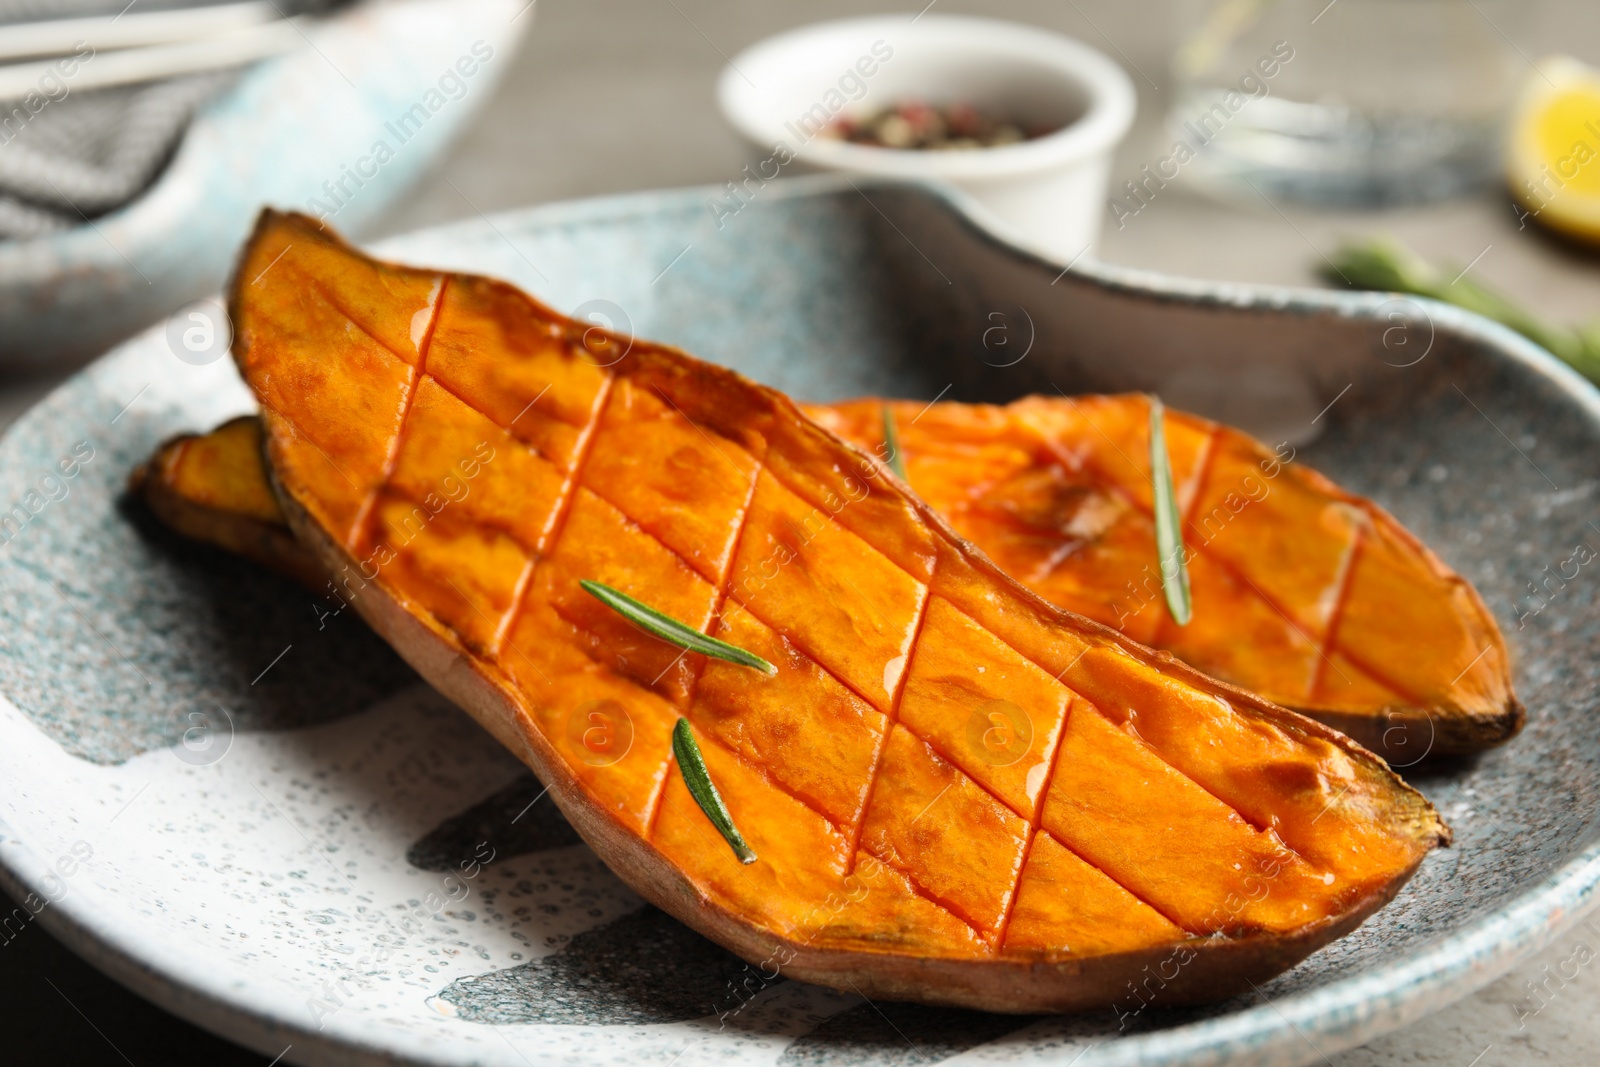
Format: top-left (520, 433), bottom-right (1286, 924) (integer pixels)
top-left (812, 397), bottom-right (1521, 757)
top-left (218, 210), bottom-right (1447, 1012)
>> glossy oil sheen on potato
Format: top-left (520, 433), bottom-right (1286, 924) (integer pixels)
top-left (224, 210), bottom-right (1448, 1012)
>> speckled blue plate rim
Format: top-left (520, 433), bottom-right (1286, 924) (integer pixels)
top-left (0, 173), bottom-right (1597, 1067)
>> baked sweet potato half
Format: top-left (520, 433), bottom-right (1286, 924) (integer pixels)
top-left (210, 210), bottom-right (1449, 1012)
top-left (135, 396), bottom-right (1517, 760)
top-left (810, 398), bottom-right (1521, 758)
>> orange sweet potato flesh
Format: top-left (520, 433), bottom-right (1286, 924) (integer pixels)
top-left (135, 397), bottom-right (1518, 760)
top-left (216, 210), bottom-right (1447, 1012)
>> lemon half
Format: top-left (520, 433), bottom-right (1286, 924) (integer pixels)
top-left (1508, 56), bottom-right (1600, 246)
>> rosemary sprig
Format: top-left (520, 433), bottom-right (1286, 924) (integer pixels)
top-left (882, 404), bottom-right (907, 480)
top-left (1148, 396), bottom-right (1192, 626)
top-left (1325, 236), bottom-right (1600, 384)
top-left (673, 718), bottom-right (757, 864)
top-left (579, 580), bottom-right (777, 675)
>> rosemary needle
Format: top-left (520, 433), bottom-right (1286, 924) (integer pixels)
top-left (673, 718), bottom-right (757, 864)
top-left (1148, 396), bottom-right (1192, 626)
top-left (882, 404), bottom-right (907, 480)
top-left (579, 580), bottom-right (777, 675)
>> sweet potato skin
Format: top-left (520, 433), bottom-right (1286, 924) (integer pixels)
top-left (224, 210), bottom-right (1447, 1012)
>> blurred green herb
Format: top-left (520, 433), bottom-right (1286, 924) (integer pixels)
top-left (673, 718), bottom-right (756, 865)
top-left (580, 580), bottom-right (776, 675)
top-left (882, 405), bottom-right (907, 480)
top-left (1148, 396), bottom-right (1192, 626)
top-left (1326, 236), bottom-right (1600, 383)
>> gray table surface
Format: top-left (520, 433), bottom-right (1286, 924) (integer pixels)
top-left (3, 1), bottom-right (1598, 1063)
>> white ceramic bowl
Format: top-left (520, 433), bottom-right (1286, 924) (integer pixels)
top-left (717, 14), bottom-right (1136, 262)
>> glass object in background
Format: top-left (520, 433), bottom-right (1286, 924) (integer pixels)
top-left (1169, 0), bottom-right (1519, 205)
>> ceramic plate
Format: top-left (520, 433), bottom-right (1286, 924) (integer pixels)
top-left (1, 177), bottom-right (1596, 1067)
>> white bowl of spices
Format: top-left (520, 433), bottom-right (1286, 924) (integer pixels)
top-left (718, 14), bottom-right (1137, 261)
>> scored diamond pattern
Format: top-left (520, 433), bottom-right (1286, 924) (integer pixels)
top-left (355, 490), bottom-right (527, 655)
top-left (388, 377), bottom-right (568, 553)
top-left (728, 469), bottom-right (926, 714)
top-left (537, 487), bottom-right (720, 702)
top-left (581, 377), bottom-right (759, 585)
top-left (425, 274), bottom-right (610, 471)
top-left (896, 596), bottom-right (1071, 818)
top-left (857, 725), bottom-right (1030, 937)
top-left (1004, 832), bottom-right (1183, 957)
top-left (689, 602), bottom-right (887, 829)
top-left (299, 267), bottom-right (1344, 959)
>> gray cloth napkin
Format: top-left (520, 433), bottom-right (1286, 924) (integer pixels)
top-left (0, 72), bottom-right (234, 239)
top-left (0, 2), bottom-right (240, 240)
